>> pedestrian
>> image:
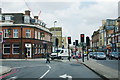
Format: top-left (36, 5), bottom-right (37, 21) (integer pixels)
top-left (25, 52), bottom-right (28, 60)
top-left (68, 56), bottom-right (71, 61)
top-left (46, 53), bottom-right (50, 63)
top-left (75, 55), bottom-right (79, 62)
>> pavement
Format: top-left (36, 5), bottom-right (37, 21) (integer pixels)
top-left (0, 58), bottom-right (120, 80)
top-left (61, 58), bottom-right (120, 80)
top-left (0, 66), bottom-right (11, 76)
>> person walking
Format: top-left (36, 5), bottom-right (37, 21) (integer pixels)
top-left (25, 52), bottom-right (28, 60)
top-left (68, 56), bottom-right (71, 61)
top-left (46, 53), bottom-right (50, 63)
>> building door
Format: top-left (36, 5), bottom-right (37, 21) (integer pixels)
top-left (25, 44), bottom-right (32, 58)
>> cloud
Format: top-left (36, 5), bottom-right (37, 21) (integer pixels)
top-left (1, 0), bottom-right (118, 42)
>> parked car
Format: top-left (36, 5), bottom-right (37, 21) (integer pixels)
top-left (114, 52), bottom-right (120, 60)
top-left (95, 52), bottom-right (106, 60)
top-left (109, 52), bottom-right (120, 60)
top-left (92, 52), bottom-right (97, 59)
top-left (89, 52), bottom-right (93, 58)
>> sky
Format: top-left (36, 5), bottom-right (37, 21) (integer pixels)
top-left (0, 0), bottom-right (119, 42)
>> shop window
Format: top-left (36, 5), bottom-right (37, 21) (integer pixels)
top-left (12, 43), bottom-right (20, 54)
top-left (3, 44), bottom-right (10, 54)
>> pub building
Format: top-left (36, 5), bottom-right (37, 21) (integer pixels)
top-left (0, 10), bottom-right (53, 59)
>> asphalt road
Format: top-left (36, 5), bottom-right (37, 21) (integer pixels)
top-left (2, 59), bottom-right (103, 80)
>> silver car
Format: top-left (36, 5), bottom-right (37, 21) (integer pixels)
top-left (95, 52), bottom-right (106, 60)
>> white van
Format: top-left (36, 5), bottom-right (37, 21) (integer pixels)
top-left (51, 49), bottom-right (71, 60)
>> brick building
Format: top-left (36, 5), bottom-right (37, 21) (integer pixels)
top-left (91, 30), bottom-right (99, 51)
top-left (0, 10), bottom-right (52, 59)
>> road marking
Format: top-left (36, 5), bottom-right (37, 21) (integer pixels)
top-left (59, 74), bottom-right (72, 80)
top-left (39, 65), bottom-right (51, 79)
top-left (6, 76), bottom-right (17, 80)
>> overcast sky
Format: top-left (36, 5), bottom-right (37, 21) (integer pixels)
top-left (0, 0), bottom-right (119, 42)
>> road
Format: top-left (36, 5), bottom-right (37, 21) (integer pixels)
top-left (2, 59), bottom-right (103, 80)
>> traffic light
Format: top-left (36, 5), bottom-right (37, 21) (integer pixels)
top-left (55, 38), bottom-right (59, 47)
top-left (80, 34), bottom-right (84, 42)
top-left (75, 40), bottom-right (78, 46)
top-left (0, 31), bottom-right (3, 43)
top-left (86, 36), bottom-right (90, 46)
top-left (68, 37), bottom-right (71, 44)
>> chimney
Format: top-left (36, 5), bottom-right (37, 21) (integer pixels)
top-left (0, 8), bottom-right (2, 14)
top-left (34, 16), bottom-right (38, 19)
top-left (25, 10), bottom-right (30, 16)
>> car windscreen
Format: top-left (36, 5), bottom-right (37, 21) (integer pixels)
top-left (97, 52), bottom-right (104, 55)
top-left (54, 50), bottom-right (61, 53)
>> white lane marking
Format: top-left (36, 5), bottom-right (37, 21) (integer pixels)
top-left (6, 76), bottom-right (17, 80)
top-left (39, 65), bottom-right (51, 79)
top-left (59, 74), bottom-right (72, 80)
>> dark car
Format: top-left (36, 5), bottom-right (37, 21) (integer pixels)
top-left (109, 52), bottom-right (120, 59)
top-left (89, 52), bottom-right (93, 58)
top-left (109, 52), bottom-right (120, 60)
top-left (92, 52), bottom-right (97, 59)
top-left (95, 52), bottom-right (106, 60)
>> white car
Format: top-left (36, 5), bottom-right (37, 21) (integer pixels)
top-left (51, 49), bottom-right (71, 60)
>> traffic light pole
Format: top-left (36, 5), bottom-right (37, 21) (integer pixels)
top-left (86, 46), bottom-right (89, 60)
top-left (68, 44), bottom-right (70, 61)
top-left (82, 43), bottom-right (84, 62)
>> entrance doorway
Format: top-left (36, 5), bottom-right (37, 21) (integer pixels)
top-left (25, 44), bottom-right (32, 58)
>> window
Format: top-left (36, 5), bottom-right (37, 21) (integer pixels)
top-left (38, 32), bottom-right (40, 39)
top-left (3, 44), bottom-right (10, 54)
top-left (12, 43), bottom-right (20, 54)
top-left (5, 15), bottom-right (11, 21)
top-left (13, 29), bottom-right (18, 38)
top-left (4, 29), bottom-right (9, 38)
top-left (35, 31), bottom-right (37, 39)
top-left (24, 15), bottom-right (30, 23)
top-left (38, 48), bottom-right (40, 54)
top-left (26, 29), bottom-right (31, 38)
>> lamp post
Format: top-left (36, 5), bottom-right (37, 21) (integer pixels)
top-left (53, 21), bottom-right (57, 52)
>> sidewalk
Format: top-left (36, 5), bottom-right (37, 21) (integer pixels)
top-left (0, 66), bottom-right (11, 76)
top-left (81, 59), bottom-right (119, 79)
top-left (62, 59), bottom-right (119, 79)
top-left (0, 58), bottom-right (46, 61)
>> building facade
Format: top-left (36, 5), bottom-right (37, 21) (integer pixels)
top-left (0, 10), bottom-right (52, 59)
top-left (62, 37), bottom-right (68, 49)
top-left (91, 30), bottom-right (99, 52)
top-left (49, 27), bottom-right (62, 49)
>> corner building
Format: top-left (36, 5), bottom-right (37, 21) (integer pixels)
top-left (0, 10), bottom-right (52, 59)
